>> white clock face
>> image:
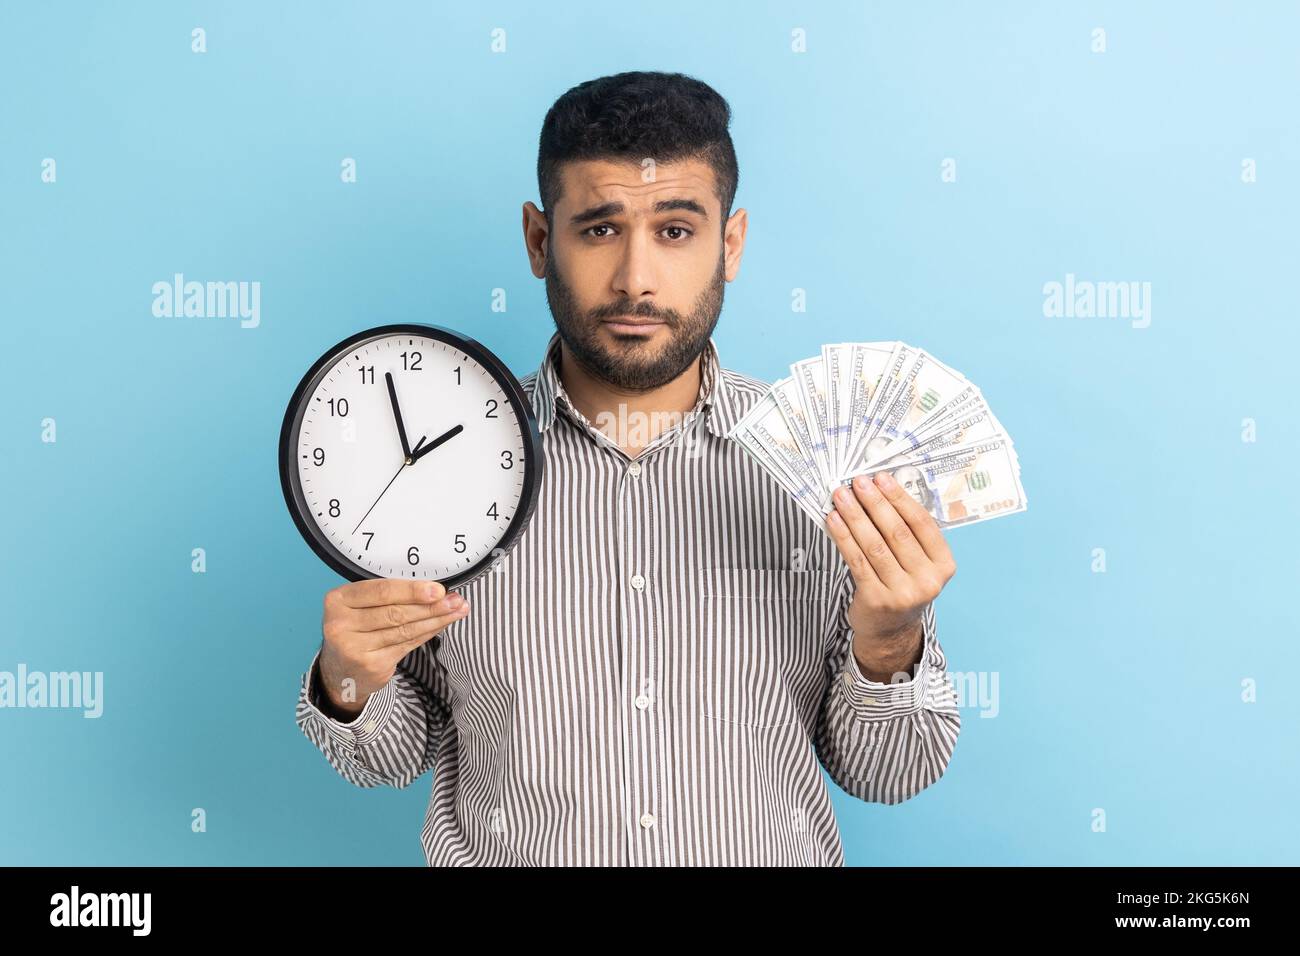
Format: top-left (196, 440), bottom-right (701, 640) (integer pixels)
top-left (288, 332), bottom-right (532, 581)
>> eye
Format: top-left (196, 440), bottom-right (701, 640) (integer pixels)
top-left (584, 224), bottom-right (616, 239)
top-left (661, 225), bottom-right (693, 241)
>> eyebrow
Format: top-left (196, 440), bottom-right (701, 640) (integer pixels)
top-left (568, 198), bottom-right (710, 226)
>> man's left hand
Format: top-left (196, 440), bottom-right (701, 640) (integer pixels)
top-left (825, 470), bottom-right (957, 681)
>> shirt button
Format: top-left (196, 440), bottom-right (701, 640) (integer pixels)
top-left (842, 671), bottom-right (855, 689)
top-left (628, 461), bottom-right (642, 477)
top-left (630, 573), bottom-right (645, 591)
top-left (362, 718), bottom-right (377, 733)
top-left (634, 694), bottom-right (650, 710)
top-left (639, 812), bottom-right (656, 829)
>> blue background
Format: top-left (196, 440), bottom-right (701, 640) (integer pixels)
top-left (2, 1), bottom-right (1296, 865)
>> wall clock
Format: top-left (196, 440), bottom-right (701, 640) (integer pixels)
top-left (279, 323), bottom-right (543, 588)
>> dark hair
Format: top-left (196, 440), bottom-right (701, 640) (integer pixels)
top-left (537, 71), bottom-right (739, 229)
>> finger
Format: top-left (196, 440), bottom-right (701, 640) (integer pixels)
top-left (373, 601), bottom-right (471, 650)
top-left (351, 593), bottom-right (464, 632)
top-left (850, 473), bottom-right (930, 574)
top-left (339, 577), bottom-right (445, 608)
top-left (872, 469), bottom-right (953, 566)
top-left (825, 506), bottom-right (885, 592)
top-left (831, 483), bottom-right (909, 589)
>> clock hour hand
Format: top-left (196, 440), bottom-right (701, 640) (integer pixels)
top-left (409, 424), bottom-right (464, 464)
top-left (385, 371), bottom-right (412, 461)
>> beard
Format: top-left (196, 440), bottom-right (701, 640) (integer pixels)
top-left (544, 249), bottom-right (726, 392)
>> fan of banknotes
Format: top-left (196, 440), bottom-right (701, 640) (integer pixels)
top-left (728, 342), bottom-right (1027, 532)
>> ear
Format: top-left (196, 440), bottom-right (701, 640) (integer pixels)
top-left (723, 207), bottom-right (747, 281)
top-left (522, 201), bottom-right (550, 278)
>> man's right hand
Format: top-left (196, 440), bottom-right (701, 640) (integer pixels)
top-left (317, 578), bottom-right (470, 720)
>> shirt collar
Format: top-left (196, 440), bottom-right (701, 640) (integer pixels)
top-left (529, 330), bottom-right (741, 440)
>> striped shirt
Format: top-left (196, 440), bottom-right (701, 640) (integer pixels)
top-left (295, 330), bottom-right (961, 866)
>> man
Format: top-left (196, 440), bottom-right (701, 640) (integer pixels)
top-left (296, 70), bottom-right (961, 866)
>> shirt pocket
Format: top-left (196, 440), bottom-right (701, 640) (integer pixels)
top-left (694, 566), bottom-right (836, 730)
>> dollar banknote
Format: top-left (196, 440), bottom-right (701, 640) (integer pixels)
top-left (728, 341), bottom-right (1027, 534)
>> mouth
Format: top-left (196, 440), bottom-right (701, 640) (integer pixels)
top-left (600, 316), bottom-right (667, 336)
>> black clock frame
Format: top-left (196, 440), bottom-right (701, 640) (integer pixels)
top-left (278, 323), bottom-right (544, 589)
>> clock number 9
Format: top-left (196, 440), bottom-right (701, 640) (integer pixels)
top-left (312, 448), bottom-right (325, 466)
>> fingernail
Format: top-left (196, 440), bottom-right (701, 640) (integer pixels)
top-left (853, 475), bottom-right (868, 490)
top-left (875, 471), bottom-right (895, 489)
top-left (447, 593), bottom-right (464, 608)
top-left (427, 582), bottom-right (443, 601)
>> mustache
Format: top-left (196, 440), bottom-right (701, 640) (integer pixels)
top-left (590, 303), bottom-right (680, 326)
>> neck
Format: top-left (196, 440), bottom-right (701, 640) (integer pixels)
top-left (557, 342), bottom-right (704, 458)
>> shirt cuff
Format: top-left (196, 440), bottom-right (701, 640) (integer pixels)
top-left (835, 605), bottom-right (935, 720)
top-left (301, 646), bottom-right (400, 757)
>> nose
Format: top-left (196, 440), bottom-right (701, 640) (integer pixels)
top-left (610, 226), bottom-right (658, 303)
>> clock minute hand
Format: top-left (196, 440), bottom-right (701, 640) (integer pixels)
top-left (385, 371), bottom-right (412, 460)
top-left (409, 424), bottom-right (464, 464)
